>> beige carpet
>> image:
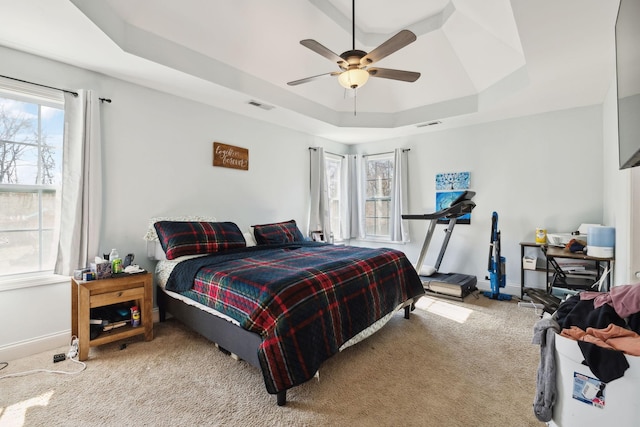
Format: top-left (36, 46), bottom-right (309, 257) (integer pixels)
top-left (1, 294), bottom-right (544, 426)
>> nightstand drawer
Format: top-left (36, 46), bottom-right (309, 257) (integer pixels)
top-left (90, 287), bottom-right (145, 308)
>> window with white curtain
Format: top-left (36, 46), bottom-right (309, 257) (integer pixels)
top-left (325, 153), bottom-right (342, 242)
top-left (0, 85), bottom-right (64, 279)
top-left (364, 153), bottom-right (394, 239)
top-left (318, 150), bottom-right (404, 243)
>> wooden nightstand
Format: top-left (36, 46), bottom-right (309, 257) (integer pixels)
top-left (71, 272), bottom-right (153, 361)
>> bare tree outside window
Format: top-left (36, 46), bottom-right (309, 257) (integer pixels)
top-left (0, 96), bottom-right (64, 277)
top-left (0, 104), bottom-right (33, 183)
top-left (365, 156), bottom-right (394, 237)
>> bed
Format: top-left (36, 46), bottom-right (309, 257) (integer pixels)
top-left (146, 217), bottom-right (425, 405)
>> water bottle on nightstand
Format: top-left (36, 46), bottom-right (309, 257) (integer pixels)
top-left (110, 248), bottom-right (123, 274)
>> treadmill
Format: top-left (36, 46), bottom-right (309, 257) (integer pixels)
top-left (402, 191), bottom-right (478, 300)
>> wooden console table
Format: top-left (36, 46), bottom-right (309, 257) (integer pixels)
top-left (519, 242), bottom-right (546, 298)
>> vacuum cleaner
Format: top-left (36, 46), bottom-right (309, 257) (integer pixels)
top-left (483, 211), bottom-right (511, 301)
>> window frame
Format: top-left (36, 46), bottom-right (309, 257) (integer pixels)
top-left (0, 80), bottom-right (65, 285)
top-left (363, 152), bottom-right (394, 241)
top-left (324, 153), bottom-right (343, 242)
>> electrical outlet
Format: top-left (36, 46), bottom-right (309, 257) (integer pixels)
top-left (53, 353), bottom-right (66, 363)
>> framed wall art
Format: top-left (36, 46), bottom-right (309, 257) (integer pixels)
top-left (435, 172), bottom-right (471, 224)
top-left (213, 142), bottom-right (249, 171)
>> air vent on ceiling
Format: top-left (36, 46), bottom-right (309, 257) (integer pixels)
top-left (416, 121), bottom-right (442, 128)
top-left (248, 100), bottom-right (275, 111)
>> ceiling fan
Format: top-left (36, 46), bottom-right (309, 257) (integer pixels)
top-left (287, 0), bottom-right (421, 90)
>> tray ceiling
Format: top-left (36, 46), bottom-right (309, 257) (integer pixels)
top-left (0, 0), bottom-right (620, 143)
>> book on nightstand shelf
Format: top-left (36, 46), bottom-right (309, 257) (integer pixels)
top-left (90, 304), bottom-right (135, 338)
top-left (102, 320), bottom-right (129, 331)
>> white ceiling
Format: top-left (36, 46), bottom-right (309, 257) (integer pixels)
top-left (0, 0), bottom-right (620, 143)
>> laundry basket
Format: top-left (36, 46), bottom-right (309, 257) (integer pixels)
top-left (549, 333), bottom-right (640, 427)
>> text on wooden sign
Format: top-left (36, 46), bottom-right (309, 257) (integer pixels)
top-left (213, 142), bottom-right (249, 171)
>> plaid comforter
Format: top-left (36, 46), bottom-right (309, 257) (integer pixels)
top-left (165, 242), bottom-right (424, 394)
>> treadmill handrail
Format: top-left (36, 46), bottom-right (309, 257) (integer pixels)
top-left (401, 191), bottom-right (476, 275)
top-left (402, 199), bottom-right (475, 220)
top-left (402, 190), bottom-right (475, 220)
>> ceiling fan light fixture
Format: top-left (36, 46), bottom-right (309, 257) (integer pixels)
top-left (338, 68), bottom-right (369, 89)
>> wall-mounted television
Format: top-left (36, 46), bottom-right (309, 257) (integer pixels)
top-left (616, 0), bottom-right (640, 169)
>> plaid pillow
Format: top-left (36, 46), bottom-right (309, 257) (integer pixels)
top-left (252, 219), bottom-right (305, 245)
top-left (154, 221), bottom-right (246, 260)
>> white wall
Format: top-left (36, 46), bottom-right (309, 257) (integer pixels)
top-left (1, 43), bottom-right (631, 361)
top-left (602, 73), bottom-right (640, 285)
top-left (98, 79), bottom-right (340, 272)
top-left (352, 106), bottom-right (605, 296)
top-left (0, 46), bottom-right (346, 360)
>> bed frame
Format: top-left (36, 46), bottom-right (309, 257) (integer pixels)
top-left (157, 285), bottom-right (416, 406)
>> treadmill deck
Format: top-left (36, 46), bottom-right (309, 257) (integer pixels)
top-left (422, 272), bottom-right (478, 300)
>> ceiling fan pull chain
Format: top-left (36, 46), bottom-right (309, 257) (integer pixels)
top-left (354, 89), bottom-right (357, 116)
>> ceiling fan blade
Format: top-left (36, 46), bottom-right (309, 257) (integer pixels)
top-left (287, 72), bottom-right (340, 86)
top-left (300, 39), bottom-right (347, 67)
top-left (360, 30), bottom-right (417, 66)
top-left (368, 68), bottom-right (421, 82)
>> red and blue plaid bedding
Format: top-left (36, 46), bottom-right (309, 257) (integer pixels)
top-left (165, 242), bottom-right (424, 394)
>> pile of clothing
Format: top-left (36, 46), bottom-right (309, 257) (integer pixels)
top-left (532, 284), bottom-right (640, 422)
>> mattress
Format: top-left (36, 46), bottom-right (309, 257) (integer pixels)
top-left (156, 257), bottom-right (402, 351)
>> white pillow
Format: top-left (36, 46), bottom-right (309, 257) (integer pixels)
top-left (244, 231), bottom-right (257, 247)
top-left (147, 241), bottom-right (167, 261)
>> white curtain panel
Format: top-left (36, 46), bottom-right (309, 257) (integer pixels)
top-left (308, 147), bottom-right (330, 239)
top-left (55, 90), bottom-right (102, 275)
top-left (389, 148), bottom-right (410, 243)
top-left (339, 156), bottom-right (350, 240)
top-left (346, 154), bottom-right (365, 240)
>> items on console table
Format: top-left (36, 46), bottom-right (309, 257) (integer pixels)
top-left (520, 242), bottom-right (614, 314)
top-left (71, 272), bottom-right (153, 361)
top-left (543, 245), bottom-right (614, 293)
top-left (520, 242), bottom-right (547, 299)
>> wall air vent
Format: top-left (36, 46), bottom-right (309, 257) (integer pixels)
top-left (416, 121), bottom-right (442, 128)
top-left (248, 100), bottom-right (275, 111)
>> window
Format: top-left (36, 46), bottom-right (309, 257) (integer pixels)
top-left (364, 153), bottom-right (394, 238)
top-left (0, 90), bottom-right (64, 278)
top-left (325, 153), bottom-right (342, 241)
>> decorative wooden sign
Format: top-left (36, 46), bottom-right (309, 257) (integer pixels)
top-left (213, 142), bottom-right (249, 171)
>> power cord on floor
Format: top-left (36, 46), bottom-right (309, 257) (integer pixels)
top-left (0, 336), bottom-right (86, 380)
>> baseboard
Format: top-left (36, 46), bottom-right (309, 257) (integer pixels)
top-left (0, 308), bottom-right (162, 362)
top-left (0, 332), bottom-right (70, 362)
top-left (475, 279), bottom-right (522, 298)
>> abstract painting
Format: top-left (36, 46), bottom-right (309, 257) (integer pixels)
top-left (435, 172), bottom-right (470, 190)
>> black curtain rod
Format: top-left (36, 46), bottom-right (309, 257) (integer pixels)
top-left (362, 149), bottom-right (410, 157)
top-left (0, 74), bottom-right (112, 103)
top-left (308, 147), bottom-right (345, 158)
top-left (309, 147), bottom-right (410, 158)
